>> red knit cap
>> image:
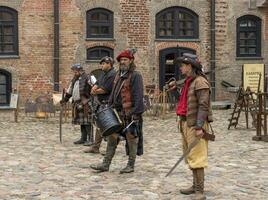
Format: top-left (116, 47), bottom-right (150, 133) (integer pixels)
top-left (116, 49), bottom-right (135, 62)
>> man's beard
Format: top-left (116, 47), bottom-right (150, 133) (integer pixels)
top-left (119, 64), bottom-right (130, 71)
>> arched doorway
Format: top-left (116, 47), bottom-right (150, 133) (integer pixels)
top-left (0, 69), bottom-right (12, 106)
top-left (159, 47), bottom-right (196, 89)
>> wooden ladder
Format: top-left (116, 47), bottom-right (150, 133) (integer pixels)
top-left (228, 87), bottom-right (246, 129)
top-left (244, 87), bottom-right (257, 128)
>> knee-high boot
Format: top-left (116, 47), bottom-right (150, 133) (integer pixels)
top-left (180, 169), bottom-right (197, 195)
top-left (84, 128), bottom-right (102, 153)
top-left (194, 168), bottom-right (206, 200)
top-left (90, 134), bottom-right (117, 172)
top-left (74, 125), bottom-right (88, 144)
top-left (83, 124), bottom-right (94, 146)
top-left (120, 134), bottom-right (138, 174)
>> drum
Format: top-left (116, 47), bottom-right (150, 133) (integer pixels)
top-left (95, 107), bottom-right (123, 136)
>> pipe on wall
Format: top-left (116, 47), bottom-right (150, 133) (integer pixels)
top-left (53, 0), bottom-right (60, 91)
top-left (210, 0), bottom-right (216, 101)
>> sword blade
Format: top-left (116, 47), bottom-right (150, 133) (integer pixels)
top-left (122, 120), bottom-right (135, 133)
top-left (165, 137), bottom-right (200, 177)
top-left (59, 105), bottom-right (63, 143)
top-left (59, 88), bottom-right (65, 144)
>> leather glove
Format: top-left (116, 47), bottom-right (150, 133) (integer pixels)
top-left (132, 114), bottom-right (140, 122)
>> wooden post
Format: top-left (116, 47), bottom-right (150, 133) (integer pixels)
top-left (253, 93), bottom-right (263, 141)
top-left (262, 93), bottom-right (268, 142)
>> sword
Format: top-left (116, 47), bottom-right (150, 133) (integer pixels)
top-left (122, 120), bottom-right (135, 133)
top-left (165, 137), bottom-right (200, 177)
top-left (59, 88), bottom-right (65, 143)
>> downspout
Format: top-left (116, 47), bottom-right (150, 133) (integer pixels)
top-left (210, 0), bottom-right (216, 101)
top-left (53, 0), bottom-right (60, 91)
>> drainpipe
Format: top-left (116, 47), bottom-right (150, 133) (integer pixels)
top-left (53, 0), bottom-right (60, 91)
top-left (210, 0), bottom-right (216, 101)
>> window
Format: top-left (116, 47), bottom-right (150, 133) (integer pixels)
top-left (0, 70), bottom-right (11, 105)
top-left (237, 15), bottom-right (261, 57)
top-left (86, 8), bottom-right (113, 38)
top-left (0, 6), bottom-right (18, 56)
top-left (87, 46), bottom-right (113, 61)
top-left (156, 7), bottom-right (198, 39)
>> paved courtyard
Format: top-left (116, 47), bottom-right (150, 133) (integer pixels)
top-left (0, 109), bottom-right (267, 200)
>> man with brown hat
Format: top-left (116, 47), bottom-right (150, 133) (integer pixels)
top-left (90, 48), bottom-right (144, 174)
top-left (83, 56), bottom-right (116, 153)
top-left (172, 53), bottom-right (213, 200)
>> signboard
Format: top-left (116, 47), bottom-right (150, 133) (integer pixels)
top-left (243, 64), bottom-right (265, 93)
top-left (9, 93), bottom-right (19, 109)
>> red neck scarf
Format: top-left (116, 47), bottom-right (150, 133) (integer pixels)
top-left (176, 77), bottom-right (192, 116)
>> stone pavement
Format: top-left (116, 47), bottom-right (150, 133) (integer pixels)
top-left (0, 110), bottom-right (267, 200)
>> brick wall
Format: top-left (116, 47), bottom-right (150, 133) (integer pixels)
top-left (266, 8), bottom-right (268, 40)
top-left (0, 0), bottom-right (267, 105)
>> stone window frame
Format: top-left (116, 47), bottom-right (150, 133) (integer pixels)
top-left (0, 6), bottom-right (19, 56)
top-left (86, 46), bottom-right (114, 62)
top-left (86, 8), bottom-right (114, 39)
top-left (156, 6), bottom-right (199, 39)
top-left (0, 69), bottom-right (12, 106)
top-left (236, 15), bottom-right (261, 58)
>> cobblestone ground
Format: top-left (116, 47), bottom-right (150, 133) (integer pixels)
top-left (0, 109), bottom-right (267, 200)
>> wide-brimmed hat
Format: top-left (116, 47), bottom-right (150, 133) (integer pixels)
top-left (71, 63), bottom-right (83, 70)
top-left (176, 53), bottom-right (201, 69)
top-left (99, 56), bottom-right (114, 65)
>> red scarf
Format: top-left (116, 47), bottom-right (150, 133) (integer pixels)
top-left (176, 77), bottom-right (192, 116)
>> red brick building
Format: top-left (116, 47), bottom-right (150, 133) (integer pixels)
top-left (0, 0), bottom-right (267, 106)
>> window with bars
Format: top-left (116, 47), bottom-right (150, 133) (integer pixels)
top-left (86, 8), bottom-right (113, 38)
top-left (156, 7), bottom-right (198, 39)
top-left (87, 46), bottom-right (113, 61)
top-left (237, 15), bottom-right (261, 57)
top-left (0, 7), bottom-right (18, 56)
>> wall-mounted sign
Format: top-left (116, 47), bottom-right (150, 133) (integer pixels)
top-left (243, 64), bottom-right (265, 93)
top-left (9, 93), bottom-right (19, 109)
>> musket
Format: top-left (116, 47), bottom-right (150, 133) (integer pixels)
top-left (59, 88), bottom-right (65, 143)
top-left (166, 66), bottom-right (231, 91)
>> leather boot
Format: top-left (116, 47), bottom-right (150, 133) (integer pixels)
top-left (120, 134), bottom-right (138, 174)
top-left (83, 124), bottom-right (94, 146)
top-left (194, 168), bottom-right (206, 200)
top-left (74, 125), bottom-right (88, 144)
top-left (180, 169), bottom-right (196, 195)
top-left (84, 129), bottom-right (102, 153)
top-left (90, 134), bottom-right (117, 172)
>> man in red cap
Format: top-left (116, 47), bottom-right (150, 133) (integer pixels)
top-left (90, 48), bottom-right (144, 174)
top-left (171, 53), bottom-right (213, 200)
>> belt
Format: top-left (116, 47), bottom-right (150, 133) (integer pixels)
top-left (179, 115), bottom-right (187, 121)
